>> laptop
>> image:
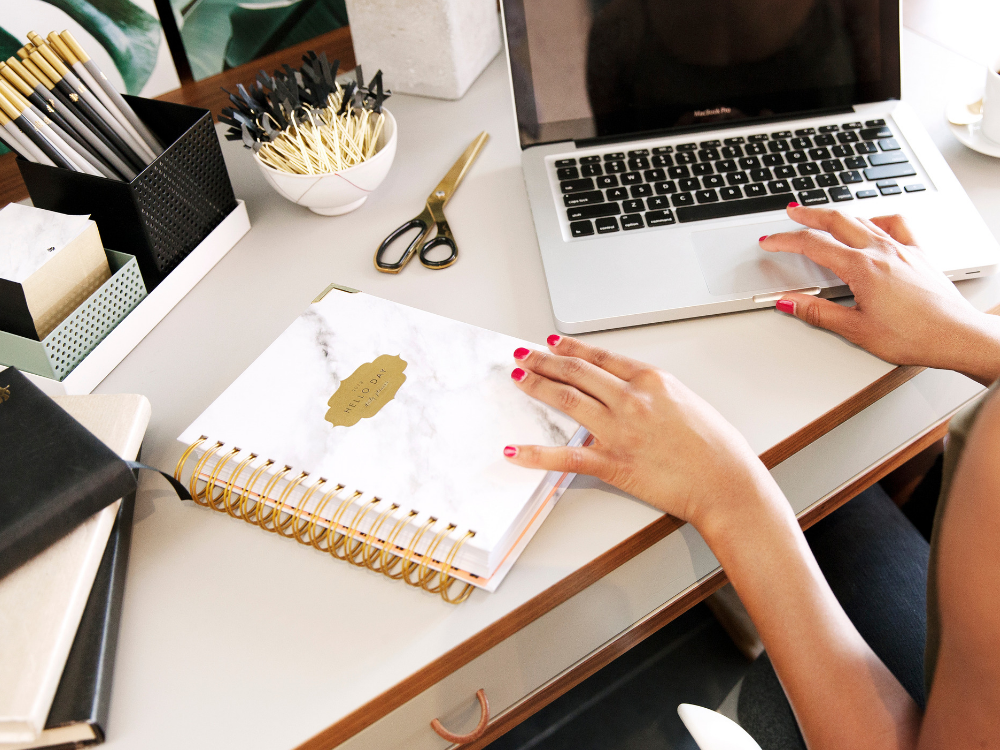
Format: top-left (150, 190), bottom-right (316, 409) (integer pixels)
top-left (500, 0), bottom-right (1000, 333)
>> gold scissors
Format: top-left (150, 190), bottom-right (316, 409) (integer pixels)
top-left (375, 131), bottom-right (489, 273)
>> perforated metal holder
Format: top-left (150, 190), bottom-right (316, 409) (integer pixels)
top-left (0, 250), bottom-right (147, 381)
top-left (17, 97), bottom-right (238, 290)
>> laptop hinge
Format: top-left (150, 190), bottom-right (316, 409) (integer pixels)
top-left (573, 106), bottom-right (856, 149)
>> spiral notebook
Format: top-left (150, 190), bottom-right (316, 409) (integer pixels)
top-left (176, 285), bottom-right (587, 602)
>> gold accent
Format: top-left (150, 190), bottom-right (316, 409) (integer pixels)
top-left (60, 31), bottom-right (91, 63)
top-left (312, 283), bottom-right (360, 303)
top-left (325, 354), bottom-right (407, 428)
top-left (272, 472), bottom-right (310, 537)
top-left (47, 33), bottom-right (78, 66)
top-left (222, 453), bottom-right (258, 518)
top-left (0, 385), bottom-right (9, 403)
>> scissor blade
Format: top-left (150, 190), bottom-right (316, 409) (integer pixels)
top-left (429, 131), bottom-right (490, 204)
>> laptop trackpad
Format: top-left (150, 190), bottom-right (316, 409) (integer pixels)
top-left (692, 220), bottom-right (842, 296)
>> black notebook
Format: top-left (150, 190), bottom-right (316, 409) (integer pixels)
top-left (0, 369), bottom-right (137, 579)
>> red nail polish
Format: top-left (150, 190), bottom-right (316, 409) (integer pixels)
top-left (514, 347), bottom-right (530, 360)
top-left (547, 334), bottom-right (561, 346)
top-left (776, 299), bottom-right (796, 314)
top-left (758, 235), bottom-right (768, 242)
top-left (511, 368), bottom-right (526, 381)
top-left (503, 445), bottom-right (518, 457)
top-left (787, 201), bottom-right (800, 208)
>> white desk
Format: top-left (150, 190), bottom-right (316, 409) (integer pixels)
top-left (94, 28), bottom-right (998, 750)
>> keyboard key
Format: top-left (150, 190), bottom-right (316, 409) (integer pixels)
top-left (621, 213), bottom-right (644, 230)
top-left (628, 157), bottom-right (650, 170)
top-left (557, 166), bottom-right (579, 180)
top-left (798, 162), bottom-right (820, 175)
top-left (692, 162), bottom-right (714, 176)
top-left (596, 217), bottom-right (619, 233)
top-left (813, 133), bottom-right (836, 146)
top-left (606, 161), bottom-right (626, 173)
top-left (771, 131), bottom-right (792, 139)
top-left (727, 171), bottom-right (750, 185)
top-left (724, 136), bottom-right (746, 144)
top-left (879, 138), bottom-right (901, 151)
top-left (555, 158), bottom-right (576, 167)
top-left (818, 124), bottom-right (839, 133)
top-left (561, 178), bottom-right (594, 193)
top-left (645, 209), bottom-right (676, 226)
top-left (739, 156), bottom-right (761, 170)
top-left (904, 183), bottom-right (926, 192)
top-left (580, 155), bottom-right (601, 164)
top-left (798, 189), bottom-right (829, 205)
top-left (567, 203), bottom-right (621, 220)
top-left (696, 189), bottom-right (720, 203)
top-left (744, 183), bottom-right (768, 197)
top-left (855, 142), bottom-right (877, 154)
top-left (676, 193), bottom-right (792, 222)
top-left (748, 133), bottom-right (769, 142)
top-left (832, 145), bottom-right (853, 158)
top-left (750, 168), bottom-right (773, 182)
top-left (821, 159), bottom-right (844, 173)
top-left (876, 180), bottom-right (897, 188)
top-left (596, 175), bottom-right (619, 188)
top-left (844, 156), bottom-right (868, 169)
top-left (631, 184), bottom-right (653, 197)
top-left (762, 154), bottom-right (785, 166)
top-left (774, 165), bottom-right (796, 178)
top-left (679, 177), bottom-right (700, 191)
top-left (654, 181), bottom-right (677, 194)
top-left (837, 131), bottom-right (859, 143)
top-left (860, 126), bottom-right (892, 140)
top-left (716, 159), bottom-right (739, 172)
top-left (581, 163), bottom-right (602, 177)
top-left (768, 139), bottom-right (790, 152)
top-left (720, 186), bottom-right (742, 200)
top-left (721, 145), bottom-right (743, 158)
top-left (842, 121), bottom-right (862, 130)
top-left (768, 180), bottom-right (792, 194)
top-left (880, 185), bottom-right (902, 195)
top-left (668, 165), bottom-right (691, 179)
top-left (857, 189), bottom-right (878, 198)
top-left (839, 170), bottom-right (863, 184)
top-left (621, 172), bottom-right (643, 185)
top-left (809, 147), bottom-right (831, 160)
top-left (786, 150), bottom-right (808, 163)
top-left (647, 195), bottom-right (671, 209)
top-left (830, 186), bottom-right (853, 202)
top-left (628, 149), bottom-right (649, 157)
top-left (570, 220), bottom-right (594, 237)
top-left (653, 154), bottom-right (674, 167)
top-left (864, 163), bottom-right (916, 180)
top-left (792, 177), bottom-right (815, 190)
top-left (695, 140), bottom-right (718, 149)
top-left (652, 145), bottom-right (674, 154)
top-left (677, 142), bottom-right (697, 151)
top-left (672, 192), bottom-right (695, 206)
top-left (794, 127), bottom-right (816, 136)
top-left (745, 142), bottom-right (767, 155)
top-left (790, 137), bottom-right (812, 149)
top-left (704, 174), bottom-right (725, 188)
top-left (676, 152), bottom-right (697, 164)
top-left (564, 190), bottom-right (605, 206)
top-left (603, 152), bottom-right (625, 161)
top-left (607, 187), bottom-right (629, 201)
top-left (869, 152), bottom-right (907, 166)
top-left (816, 174), bottom-right (838, 187)
top-left (644, 168), bottom-right (666, 182)
top-left (865, 119), bottom-right (886, 127)
top-left (698, 148), bottom-right (721, 161)
top-left (623, 198), bottom-right (645, 212)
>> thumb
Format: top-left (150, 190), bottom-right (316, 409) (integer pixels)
top-left (776, 294), bottom-right (858, 338)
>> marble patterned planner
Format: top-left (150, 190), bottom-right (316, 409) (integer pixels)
top-left (178, 288), bottom-right (587, 591)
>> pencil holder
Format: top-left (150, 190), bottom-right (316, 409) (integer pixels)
top-left (16, 97), bottom-right (238, 290)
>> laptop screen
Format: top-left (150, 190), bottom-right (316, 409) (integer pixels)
top-left (502, 0), bottom-right (900, 148)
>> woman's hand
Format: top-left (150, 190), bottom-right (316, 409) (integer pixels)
top-left (504, 336), bottom-right (783, 530)
top-left (762, 205), bottom-right (1000, 385)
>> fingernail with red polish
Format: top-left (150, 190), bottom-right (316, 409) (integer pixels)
top-left (514, 347), bottom-right (530, 360)
top-left (787, 201), bottom-right (799, 208)
top-left (758, 235), bottom-right (768, 242)
top-left (504, 445), bottom-right (518, 458)
top-left (547, 334), bottom-right (561, 346)
top-left (776, 299), bottom-right (796, 314)
top-left (511, 368), bottom-right (526, 382)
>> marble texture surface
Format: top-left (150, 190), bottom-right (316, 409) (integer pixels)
top-left (179, 291), bottom-right (580, 568)
top-left (0, 205), bottom-right (91, 283)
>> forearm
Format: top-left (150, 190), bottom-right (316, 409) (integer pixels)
top-left (696, 473), bottom-right (921, 750)
top-left (945, 311), bottom-right (1000, 387)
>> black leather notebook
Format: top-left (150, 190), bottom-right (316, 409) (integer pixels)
top-left (0, 369), bottom-right (137, 579)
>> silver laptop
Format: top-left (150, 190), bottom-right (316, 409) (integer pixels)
top-left (500, 0), bottom-right (1000, 334)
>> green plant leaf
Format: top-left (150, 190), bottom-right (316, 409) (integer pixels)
top-left (44, 0), bottom-right (161, 94)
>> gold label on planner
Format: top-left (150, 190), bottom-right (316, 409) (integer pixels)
top-left (325, 354), bottom-right (407, 427)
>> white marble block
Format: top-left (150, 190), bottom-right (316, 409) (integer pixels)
top-left (345, 0), bottom-right (502, 100)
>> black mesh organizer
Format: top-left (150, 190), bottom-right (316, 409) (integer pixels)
top-left (17, 97), bottom-right (238, 290)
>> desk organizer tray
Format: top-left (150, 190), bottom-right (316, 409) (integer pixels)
top-left (17, 97), bottom-right (238, 291)
top-left (5, 200), bottom-right (250, 396)
top-left (0, 249), bottom-right (146, 381)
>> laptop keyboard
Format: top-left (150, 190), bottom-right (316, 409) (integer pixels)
top-left (552, 119), bottom-right (927, 238)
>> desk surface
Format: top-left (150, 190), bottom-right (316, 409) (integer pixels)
top-left (95, 27), bottom-right (999, 750)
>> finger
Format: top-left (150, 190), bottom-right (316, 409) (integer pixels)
top-left (858, 217), bottom-right (892, 239)
top-left (785, 204), bottom-right (875, 249)
top-left (545, 334), bottom-right (647, 381)
top-left (503, 443), bottom-right (614, 479)
top-left (511, 366), bottom-right (609, 429)
top-left (775, 294), bottom-right (859, 341)
top-left (759, 228), bottom-right (859, 281)
top-left (514, 347), bottom-right (624, 406)
top-left (868, 214), bottom-right (918, 246)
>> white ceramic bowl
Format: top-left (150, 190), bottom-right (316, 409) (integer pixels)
top-left (253, 109), bottom-right (397, 215)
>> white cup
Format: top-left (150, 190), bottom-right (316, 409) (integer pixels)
top-left (981, 54), bottom-right (1000, 143)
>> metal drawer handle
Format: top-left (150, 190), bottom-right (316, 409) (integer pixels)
top-left (430, 689), bottom-right (490, 744)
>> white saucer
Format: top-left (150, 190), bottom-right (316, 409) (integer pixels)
top-left (949, 119), bottom-right (1000, 157)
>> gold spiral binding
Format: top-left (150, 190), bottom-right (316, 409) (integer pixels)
top-left (175, 438), bottom-right (484, 604)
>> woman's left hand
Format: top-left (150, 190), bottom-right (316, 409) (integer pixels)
top-left (505, 336), bottom-right (781, 529)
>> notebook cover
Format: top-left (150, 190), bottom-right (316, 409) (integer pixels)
top-left (0, 368), bottom-right (137, 579)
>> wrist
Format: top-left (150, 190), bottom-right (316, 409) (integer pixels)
top-left (688, 459), bottom-right (792, 547)
top-left (944, 311), bottom-right (1000, 386)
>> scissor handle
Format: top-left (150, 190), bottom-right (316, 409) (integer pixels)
top-left (375, 217), bottom-right (430, 273)
top-left (419, 232), bottom-right (458, 269)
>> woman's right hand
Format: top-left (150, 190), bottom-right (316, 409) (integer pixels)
top-left (761, 205), bottom-right (1000, 385)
